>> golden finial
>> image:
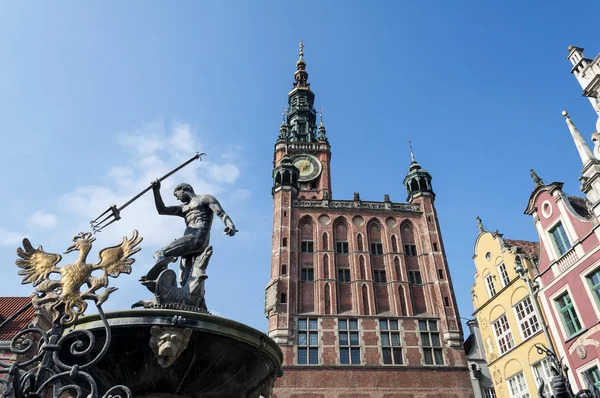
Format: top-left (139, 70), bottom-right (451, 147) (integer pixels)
top-left (409, 140), bottom-right (415, 161)
top-left (562, 110), bottom-right (569, 117)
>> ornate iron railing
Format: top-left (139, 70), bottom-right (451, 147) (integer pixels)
top-left (0, 303), bottom-right (129, 398)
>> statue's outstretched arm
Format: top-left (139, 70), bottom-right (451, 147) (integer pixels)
top-left (152, 180), bottom-right (182, 217)
top-left (208, 197), bottom-right (236, 236)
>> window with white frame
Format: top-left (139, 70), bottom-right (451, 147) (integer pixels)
top-left (498, 262), bottom-right (510, 287)
top-left (507, 372), bottom-right (530, 398)
top-left (586, 268), bottom-right (600, 308)
top-left (532, 358), bottom-right (552, 397)
top-left (492, 314), bottom-right (514, 355)
top-left (514, 296), bottom-right (540, 339)
top-left (549, 222), bottom-right (572, 256)
top-left (555, 292), bottom-right (582, 337)
top-left (485, 275), bottom-right (496, 298)
top-left (583, 366), bottom-right (600, 391)
top-left (483, 388), bottom-right (496, 398)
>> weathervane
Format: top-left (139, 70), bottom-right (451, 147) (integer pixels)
top-left (90, 152), bottom-right (205, 233)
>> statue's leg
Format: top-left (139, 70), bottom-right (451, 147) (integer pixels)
top-left (143, 235), bottom-right (199, 282)
top-left (179, 239), bottom-right (209, 287)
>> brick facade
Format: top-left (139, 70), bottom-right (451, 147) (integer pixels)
top-left (265, 45), bottom-right (473, 396)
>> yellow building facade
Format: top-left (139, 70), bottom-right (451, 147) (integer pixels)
top-left (472, 226), bottom-right (556, 398)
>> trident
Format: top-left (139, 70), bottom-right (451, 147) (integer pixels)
top-left (90, 152), bottom-right (205, 233)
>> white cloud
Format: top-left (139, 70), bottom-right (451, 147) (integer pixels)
top-left (57, 120), bottom-right (245, 253)
top-left (208, 164), bottom-right (240, 184)
top-left (26, 211), bottom-right (58, 229)
top-left (0, 228), bottom-right (25, 246)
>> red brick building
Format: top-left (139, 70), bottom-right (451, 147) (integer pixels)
top-left (265, 44), bottom-right (474, 397)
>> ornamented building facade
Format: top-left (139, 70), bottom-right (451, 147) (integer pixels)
top-left (264, 44), bottom-right (473, 397)
top-left (471, 224), bottom-right (554, 398)
top-left (522, 45), bottom-right (600, 392)
top-left (464, 319), bottom-right (496, 398)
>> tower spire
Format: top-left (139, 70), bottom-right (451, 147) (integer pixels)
top-left (563, 110), bottom-right (596, 166)
top-left (318, 107), bottom-right (328, 142)
top-left (409, 140), bottom-right (415, 162)
top-left (285, 41), bottom-right (318, 143)
top-left (294, 39), bottom-right (310, 89)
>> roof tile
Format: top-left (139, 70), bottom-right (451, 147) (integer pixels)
top-left (0, 297), bottom-right (35, 341)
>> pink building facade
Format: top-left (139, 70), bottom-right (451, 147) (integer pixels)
top-left (525, 181), bottom-right (600, 390)
top-left (524, 45), bottom-right (600, 391)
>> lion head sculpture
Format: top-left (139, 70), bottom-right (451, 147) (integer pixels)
top-left (149, 326), bottom-right (193, 368)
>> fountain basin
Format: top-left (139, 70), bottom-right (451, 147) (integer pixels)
top-left (63, 309), bottom-right (283, 398)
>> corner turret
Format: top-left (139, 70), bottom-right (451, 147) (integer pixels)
top-left (402, 144), bottom-right (434, 203)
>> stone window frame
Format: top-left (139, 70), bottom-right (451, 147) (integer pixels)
top-left (338, 268), bottom-right (351, 282)
top-left (548, 285), bottom-right (584, 341)
top-left (512, 296), bottom-right (540, 341)
top-left (419, 319), bottom-right (443, 365)
top-left (300, 240), bottom-right (314, 253)
top-left (296, 318), bottom-right (319, 365)
top-left (483, 388), bottom-right (496, 398)
top-left (548, 221), bottom-right (572, 257)
top-left (370, 242), bottom-right (383, 255)
top-left (491, 314), bottom-right (515, 355)
top-left (338, 318), bottom-right (361, 365)
top-left (554, 290), bottom-right (583, 338)
top-left (404, 244), bottom-right (417, 257)
top-left (373, 269), bottom-right (387, 284)
top-left (531, 358), bottom-right (553, 397)
top-left (506, 371), bottom-right (529, 398)
top-left (576, 358), bottom-right (600, 392)
top-left (336, 241), bottom-right (349, 254)
top-left (498, 262), bottom-right (510, 288)
top-left (485, 274), bottom-right (497, 298)
top-left (579, 259), bottom-right (600, 320)
top-left (300, 267), bottom-right (314, 282)
top-left (378, 319), bottom-right (403, 365)
top-left (408, 270), bottom-right (422, 285)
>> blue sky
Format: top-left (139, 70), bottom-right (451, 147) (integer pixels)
top-left (0, 1), bottom-right (599, 333)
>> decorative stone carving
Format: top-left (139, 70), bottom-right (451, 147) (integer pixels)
top-left (149, 325), bottom-right (193, 368)
top-left (493, 369), bottom-right (503, 384)
top-left (293, 199), bottom-right (420, 212)
top-left (264, 279), bottom-right (279, 316)
top-left (576, 344), bottom-right (587, 359)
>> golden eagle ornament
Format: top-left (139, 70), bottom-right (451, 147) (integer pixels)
top-left (15, 230), bottom-right (142, 325)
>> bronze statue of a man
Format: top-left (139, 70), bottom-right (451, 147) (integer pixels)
top-left (142, 180), bottom-right (236, 286)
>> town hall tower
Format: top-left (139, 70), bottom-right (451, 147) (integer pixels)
top-left (264, 43), bottom-right (473, 397)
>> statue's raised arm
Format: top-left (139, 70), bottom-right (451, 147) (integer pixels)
top-left (152, 179), bottom-right (183, 217)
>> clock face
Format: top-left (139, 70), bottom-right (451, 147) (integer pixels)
top-left (293, 154), bottom-right (322, 182)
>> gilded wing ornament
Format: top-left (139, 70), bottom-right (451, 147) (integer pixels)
top-left (96, 229), bottom-right (142, 277)
top-left (16, 240), bottom-right (62, 286)
top-left (15, 230), bottom-right (142, 325)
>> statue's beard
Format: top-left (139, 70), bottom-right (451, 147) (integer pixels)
top-left (175, 192), bottom-right (191, 203)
